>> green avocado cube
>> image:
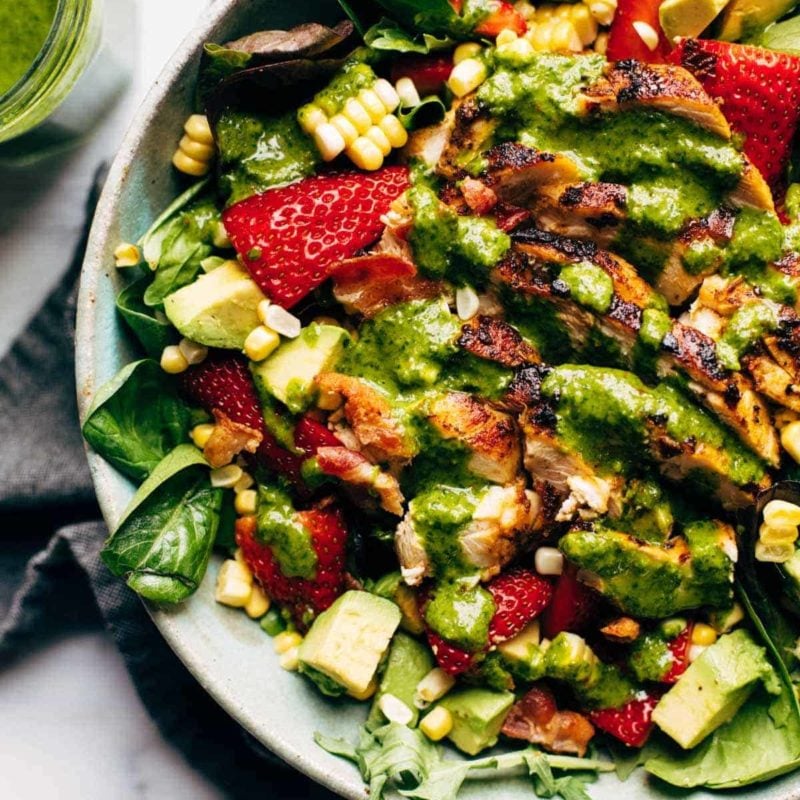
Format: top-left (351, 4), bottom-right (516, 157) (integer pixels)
top-left (437, 687), bottom-right (515, 755)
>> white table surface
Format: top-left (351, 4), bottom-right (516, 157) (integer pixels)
top-left (0, 1), bottom-right (223, 797)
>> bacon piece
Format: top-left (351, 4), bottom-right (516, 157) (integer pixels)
top-left (203, 409), bottom-right (262, 468)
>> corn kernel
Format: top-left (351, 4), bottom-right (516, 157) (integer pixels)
top-left (378, 693), bottom-right (414, 725)
top-left (373, 78), bottom-right (400, 112)
top-left (415, 668), bottom-right (456, 705)
top-left (764, 499), bottom-right (800, 527)
top-left (347, 137), bottom-right (384, 171)
top-left (274, 630), bottom-right (303, 654)
top-left (349, 678), bottom-right (378, 701)
top-left (505, 37), bottom-right (536, 58)
top-left (420, 706), bottom-right (453, 741)
top-left (594, 31), bottom-right (609, 54)
top-left (587, 0), bottom-right (617, 25)
top-left (317, 389), bottom-right (343, 411)
top-left (359, 88), bottom-right (388, 123)
top-left (298, 104), bottom-right (327, 135)
top-left (553, 19), bottom-right (583, 51)
top-left (496, 28), bottom-right (519, 46)
top-left (233, 548), bottom-right (254, 581)
top-left (212, 222), bottom-right (231, 249)
top-left (455, 285), bottom-right (480, 321)
top-left (178, 337), bottom-right (208, 366)
top-left (755, 540), bottom-right (795, 563)
top-left (245, 584), bottom-right (270, 618)
top-left (514, 0), bottom-right (537, 20)
top-left (179, 134), bottom-right (214, 162)
top-left (379, 114), bottom-right (408, 148)
top-left (264, 304), bottom-right (301, 339)
top-left (535, 546), bottom-right (564, 576)
top-left (191, 423), bottom-right (215, 449)
top-left (395, 77), bottom-right (421, 108)
top-left (782, 421), bottom-right (800, 463)
top-left (172, 149), bottom-right (211, 177)
top-left (691, 623), bottom-right (718, 647)
top-left (529, 23), bottom-right (553, 51)
top-left (160, 344), bottom-right (189, 374)
top-left (184, 114), bottom-right (214, 145)
top-left (314, 122), bottom-right (347, 161)
top-left (343, 98), bottom-right (372, 133)
top-left (535, 5), bottom-right (557, 19)
top-left (215, 560), bottom-right (253, 607)
top-left (448, 58), bottom-right (487, 98)
top-left (233, 471), bottom-right (255, 493)
top-left (570, 4), bottom-right (599, 45)
top-left (244, 325), bottom-right (281, 362)
top-left (235, 488), bottom-right (258, 516)
top-left (365, 125), bottom-right (392, 157)
top-left (759, 521), bottom-right (799, 545)
top-left (256, 298), bottom-right (271, 324)
top-left (210, 464), bottom-right (243, 488)
top-left (688, 643), bottom-right (707, 663)
top-left (632, 20), bottom-right (659, 51)
top-left (113, 242), bottom-right (140, 267)
top-left (279, 646), bottom-right (300, 671)
top-left (330, 113), bottom-right (359, 147)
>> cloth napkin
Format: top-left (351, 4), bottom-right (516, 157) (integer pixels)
top-left (0, 173), bottom-right (337, 799)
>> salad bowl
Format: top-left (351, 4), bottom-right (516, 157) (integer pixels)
top-left (75, 0), bottom-right (800, 798)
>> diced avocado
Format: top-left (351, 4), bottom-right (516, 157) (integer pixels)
top-left (367, 632), bottom-right (434, 729)
top-left (559, 519), bottom-right (735, 618)
top-left (652, 629), bottom-right (780, 749)
top-left (497, 620), bottom-right (547, 683)
top-left (659, 0), bottom-right (730, 41)
top-left (437, 687), bottom-right (515, 755)
top-left (718, 0), bottom-right (797, 41)
top-left (250, 323), bottom-right (349, 413)
top-left (298, 590), bottom-right (401, 697)
top-left (163, 261), bottom-right (265, 348)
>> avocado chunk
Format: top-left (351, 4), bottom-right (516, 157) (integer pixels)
top-left (659, 0), bottom-right (730, 40)
top-left (718, 0), bottom-right (797, 41)
top-left (250, 323), bottom-right (349, 413)
top-left (298, 590), bottom-right (401, 697)
top-left (437, 687), bottom-right (515, 755)
top-left (163, 261), bottom-right (265, 349)
top-left (497, 620), bottom-right (547, 683)
top-left (652, 629), bottom-right (780, 749)
top-left (367, 632), bottom-right (434, 729)
top-left (559, 519), bottom-right (735, 617)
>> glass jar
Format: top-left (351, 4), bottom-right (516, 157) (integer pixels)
top-left (0, 0), bottom-right (128, 162)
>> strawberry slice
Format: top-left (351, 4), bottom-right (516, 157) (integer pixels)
top-left (390, 55), bottom-right (453, 97)
top-left (294, 414), bottom-right (341, 456)
top-left (236, 505), bottom-right (348, 628)
top-left (541, 566), bottom-right (598, 639)
top-left (607, 0), bottom-right (671, 63)
top-left (662, 624), bottom-right (692, 684)
top-left (474, 1), bottom-right (527, 37)
top-left (222, 167), bottom-right (410, 309)
top-left (181, 351), bottom-right (303, 482)
top-left (670, 38), bottom-right (800, 195)
top-left (487, 568), bottom-right (553, 643)
top-left (589, 690), bottom-right (663, 748)
top-left (426, 629), bottom-right (477, 676)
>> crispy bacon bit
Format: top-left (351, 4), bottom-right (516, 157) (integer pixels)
top-left (502, 685), bottom-right (595, 757)
top-left (461, 177), bottom-right (498, 215)
top-left (203, 409), bottom-right (262, 468)
top-left (600, 616), bottom-right (641, 644)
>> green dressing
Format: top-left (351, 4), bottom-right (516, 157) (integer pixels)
top-left (716, 302), bottom-right (780, 370)
top-left (256, 484), bottom-right (317, 579)
top-left (424, 580), bottom-right (495, 651)
top-left (0, 0), bottom-right (57, 96)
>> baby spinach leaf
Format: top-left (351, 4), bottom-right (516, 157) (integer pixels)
top-left (759, 14), bottom-right (800, 53)
top-left (116, 276), bottom-right (175, 357)
top-left (398, 95), bottom-right (447, 130)
top-left (373, 0), bottom-right (466, 35)
top-left (365, 19), bottom-right (454, 53)
top-left (101, 445), bottom-right (223, 603)
top-left (82, 359), bottom-right (190, 482)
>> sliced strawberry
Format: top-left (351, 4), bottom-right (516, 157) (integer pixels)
top-left (474, 1), bottom-right (527, 37)
top-left (294, 414), bottom-right (341, 456)
top-left (670, 38), bottom-right (800, 195)
top-left (390, 55), bottom-right (453, 97)
top-left (181, 351), bottom-right (303, 482)
top-left (222, 167), bottom-right (410, 309)
top-left (236, 504), bottom-right (348, 628)
top-left (589, 690), bottom-right (663, 748)
top-left (541, 566), bottom-right (598, 639)
top-left (426, 629), bottom-right (477, 676)
top-left (487, 568), bottom-right (553, 643)
top-left (662, 623), bottom-right (692, 684)
top-left (607, 0), bottom-right (671, 63)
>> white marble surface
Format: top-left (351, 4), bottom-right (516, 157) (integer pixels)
top-left (0, 1), bottom-right (223, 797)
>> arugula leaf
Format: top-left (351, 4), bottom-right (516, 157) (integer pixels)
top-left (365, 19), bottom-right (454, 53)
top-left (101, 445), bottom-right (223, 603)
top-left (82, 360), bottom-right (190, 482)
top-left (116, 276), bottom-right (175, 357)
top-left (759, 14), bottom-right (800, 54)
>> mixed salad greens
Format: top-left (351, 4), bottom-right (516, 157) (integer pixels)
top-left (84, 0), bottom-right (800, 797)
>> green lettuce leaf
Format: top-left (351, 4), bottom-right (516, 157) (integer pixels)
top-left (759, 14), bottom-right (800, 53)
top-left (365, 19), bottom-right (454, 53)
top-left (116, 276), bottom-right (175, 357)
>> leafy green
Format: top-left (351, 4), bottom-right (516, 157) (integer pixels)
top-left (373, 0), bottom-right (471, 36)
top-left (116, 276), bottom-right (175, 357)
top-left (759, 14), bottom-right (800, 53)
top-left (101, 445), bottom-right (223, 603)
top-left (198, 43), bottom-right (252, 106)
top-left (365, 19), bottom-right (454, 53)
top-left (82, 360), bottom-right (190, 482)
top-left (398, 95), bottom-right (447, 130)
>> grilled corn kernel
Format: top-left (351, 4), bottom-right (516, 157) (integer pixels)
top-left (233, 548), bottom-right (254, 581)
top-left (314, 122), bottom-right (347, 161)
top-left (215, 560), bottom-right (253, 607)
top-left (178, 338), bottom-right (208, 366)
top-left (632, 20), bottom-right (659, 50)
top-left (179, 134), bottom-right (214, 162)
top-left (496, 28), bottom-right (519, 45)
top-left (764, 499), bottom-right (800, 527)
top-left (298, 104), bottom-right (327, 135)
top-left (235, 489), bottom-right (258, 516)
top-left (233, 471), bottom-right (255, 493)
top-left (359, 88), bottom-right (388, 123)
top-left (349, 678), bottom-right (378, 701)
top-left (759, 521), bottom-right (799, 545)
top-left (755, 540), bottom-right (796, 563)
top-left (373, 78), bottom-right (400, 112)
top-left (184, 113), bottom-right (214, 145)
top-left (366, 125), bottom-right (392, 156)
top-left (244, 325), bottom-right (281, 362)
top-left (586, 0), bottom-right (617, 25)
top-left (160, 344), bottom-right (189, 374)
top-left (691, 623), bottom-right (718, 647)
top-left (570, 4), bottom-right (599, 44)
top-left (317, 389), bottom-right (343, 411)
top-left (113, 242), bottom-right (140, 267)
top-left (378, 693), bottom-right (414, 725)
top-left (448, 58), bottom-right (488, 97)
top-left (594, 31), bottom-right (609, 54)
top-left (552, 19), bottom-right (583, 50)
top-left (343, 98), bottom-right (372, 134)
top-left (535, 546), bottom-right (564, 576)
top-left (415, 668), bottom-right (456, 705)
top-left (245, 584), bottom-right (270, 619)
top-left (782, 421), bottom-right (800, 463)
top-left (210, 464), bottom-right (243, 488)
top-left (279, 646), bottom-right (301, 671)
top-left (395, 77), bottom-right (421, 108)
top-left (347, 137), bottom-right (384, 171)
top-left (264, 304), bottom-right (301, 338)
top-left (379, 114), bottom-right (408, 148)
top-left (172, 149), bottom-right (211, 176)
top-left (330, 113), bottom-right (359, 147)
top-left (454, 42), bottom-right (483, 64)
top-left (420, 706), bottom-right (453, 741)
top-left (191, 423), bottom-right (215, 449)
top-left (274, 630), bottom-right (303, 654)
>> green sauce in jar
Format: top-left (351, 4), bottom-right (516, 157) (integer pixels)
top-left (0, 0), bottom-right (58, 96)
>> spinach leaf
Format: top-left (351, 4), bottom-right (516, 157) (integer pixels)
top-left (83, 360), bottom-right (190, 482)
top-left (116, 276), bottom-right (175, 357)
top-left (373, 0), bottom-right (468, 35)
top-left (398, 95), bottom-right (447, 130)
top-left (365, 19), bottom-right (454, 53)
top-left (101, 445), bottom-right (223, 603)
top-left (759, 14), bottom-right (800, 53)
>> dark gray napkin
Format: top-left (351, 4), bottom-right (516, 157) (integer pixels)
top-left (0, 175), bottom-right (337, 799)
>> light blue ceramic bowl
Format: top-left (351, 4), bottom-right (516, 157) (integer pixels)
top-left (75, 2), bottom-right (800, 798)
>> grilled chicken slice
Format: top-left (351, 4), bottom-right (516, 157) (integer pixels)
top-left (401, 112), bottom-right (454, 168)
top-left (427, 392), bottom-right (523, 484)
top-left (438, 95), bottom-right (497, 180)
top-left (729, 159), bottom-right (776, 213)
top-left (457, 315), bottom-right (541, 368)
top-left (578, 61), bottom-right (731, 139)
top-left (743, 353), bottom-right (800, 413)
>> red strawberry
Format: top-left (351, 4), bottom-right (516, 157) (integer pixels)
top-left (589, 690), bottom-right (663, 748)
top-left (236, 505), bottom-right (348, 627)
top-left (487, 568), bottom-right (553, 643)
top-left (181, 351), bottom-right (303, 482)
top-left (474, 1), bottom-right (527, 37)
top-left (294, 414), bottom-right (341, 456)
top-left (669, 38), bottom-right (800, 195)
top-left (662, 623), bottom-right (692, 684)
top-left (390, 55), bottom-right (453, 97)
top-left (223, 167), bottom-right (410, 308)
top-left (426, 629), bottom-right (477, 676)
top-left (541, 566), bottom-right (598, 639)
top-left (607, 0), bottom-right (671, 63)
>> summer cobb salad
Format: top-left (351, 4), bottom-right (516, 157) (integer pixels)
top-left (82, 0), bottom-right (800, 795)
